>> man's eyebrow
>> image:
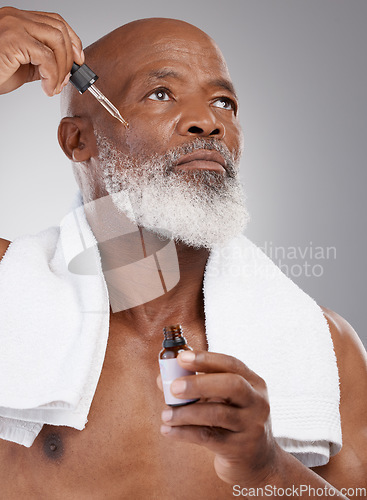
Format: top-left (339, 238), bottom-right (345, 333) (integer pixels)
top-left (145, 70), bottom-right (238, 100)
top-left (209, 79), bottom-right (238, 100)
top-left (147, 69), bottom-right (181, 81)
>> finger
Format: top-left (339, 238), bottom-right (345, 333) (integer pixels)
top-left (178, 351), bottom-right (263, 388)
top-left (2, 18), bottom-right (65, 95)
top-left (156, 374), bottom-right (163, 391)
top-left (22, 11), bottom-right (84, 65)
top-left (23, 20), bottom-right (72, 94)
top-left (14, 11), bottom-right (83, 93)
top-left (38, 12), bottom-right (84, 65)
top-left (4, 29), bottom-right (59, 96)
top-left (170, 372), bottom-right (255, 408)
top-left (161, 402), bottom-right (244, 432)
top-left (160, 423), bottom-right (233, 454)
top-left (0, 8), bottom-right (80, 95)
top-left (26, 14), bottom-right (73, 87)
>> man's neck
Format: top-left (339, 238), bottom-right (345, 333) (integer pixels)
top-left (112, 240), bottom-right (209, 334)
top-left (84, 197), bottom-right (210, 336)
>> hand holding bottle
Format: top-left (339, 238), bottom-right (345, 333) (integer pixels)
top-left (157, 350), bottom-right (278, 487)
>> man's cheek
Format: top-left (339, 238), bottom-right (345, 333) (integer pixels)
top-left (124, 127), bottom-right (167, 157)
top-left (227, 125), bottom-right (244, 161)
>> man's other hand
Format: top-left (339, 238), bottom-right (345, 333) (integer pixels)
top-left (0, 6), bottom-right (84, 96)
top-left (156, 351), bottom-right (278, 486)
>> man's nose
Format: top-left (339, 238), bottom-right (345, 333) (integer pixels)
top-left (176, 102), bottom-right (225, 139)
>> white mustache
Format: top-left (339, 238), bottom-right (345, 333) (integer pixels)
top-left (162, 137), bottom-right (240, 178)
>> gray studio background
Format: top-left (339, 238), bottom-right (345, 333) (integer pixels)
top-left (0, 0), bottom-right (366, 347)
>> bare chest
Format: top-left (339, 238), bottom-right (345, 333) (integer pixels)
top-left (1, 320), bottom-right (233, 499)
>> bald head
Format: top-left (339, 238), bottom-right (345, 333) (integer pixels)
top-left (86, 18), bottom-right (218, 65)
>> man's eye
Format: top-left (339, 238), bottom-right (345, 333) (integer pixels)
top-left (212, 98), bottom-right (235, 111)
top-left (147, 90), bottom-right (170, 101)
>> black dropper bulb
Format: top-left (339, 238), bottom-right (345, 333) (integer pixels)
top-left (70, 63), bottom-right (99, 94)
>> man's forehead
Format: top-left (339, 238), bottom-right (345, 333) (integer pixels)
top-left (111, 35), bottom-right (231, 91)
top-left (114, 32), bottom-right (227, 68)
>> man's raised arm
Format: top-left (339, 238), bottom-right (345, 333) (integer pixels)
top-left (0, 7), bottom-right (84, 257)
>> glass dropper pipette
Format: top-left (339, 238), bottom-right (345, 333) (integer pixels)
top-left (69, 63), bottom-right (129, 128)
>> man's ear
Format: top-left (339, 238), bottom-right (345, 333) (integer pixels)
top-left (58, 117), bottom-right (96, 162)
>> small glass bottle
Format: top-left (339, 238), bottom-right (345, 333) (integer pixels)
top-left (159, 324), bottom-right (199, 406)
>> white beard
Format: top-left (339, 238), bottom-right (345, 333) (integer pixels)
top-left (96, 134), bottom-right (249, 249)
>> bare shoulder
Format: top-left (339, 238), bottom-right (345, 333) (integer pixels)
top-left (311, 306), bottom-right (367, 491)
top-left (0, 238), bottom-right (11, 262)
top-left (320, 305), bottom-right (367, 417)
top-left (321, 306), bottom-right (367, 368)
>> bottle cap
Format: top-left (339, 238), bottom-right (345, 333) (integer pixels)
top-left (162, 324), bottom-right (186, 348)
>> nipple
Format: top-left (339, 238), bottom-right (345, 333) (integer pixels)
top-left (43, 433), bottom-right (64, 460)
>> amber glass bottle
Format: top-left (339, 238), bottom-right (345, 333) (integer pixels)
top-left (159, 324), bottom-right (198, 406)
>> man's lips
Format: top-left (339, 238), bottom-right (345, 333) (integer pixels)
top-left (174, 150), bottom-right (226, 174)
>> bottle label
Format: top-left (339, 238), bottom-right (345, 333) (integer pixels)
top-left (159, 358), bottom-right (197, 406)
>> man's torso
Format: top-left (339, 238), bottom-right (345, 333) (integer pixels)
top-left (0, 314), bottom-right (234, 499)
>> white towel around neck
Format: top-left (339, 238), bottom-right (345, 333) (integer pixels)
top-left (0, 201), bottom-right (342, 467)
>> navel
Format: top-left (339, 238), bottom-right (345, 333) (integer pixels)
top-left (43, 433), bottom-right (64, 460)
